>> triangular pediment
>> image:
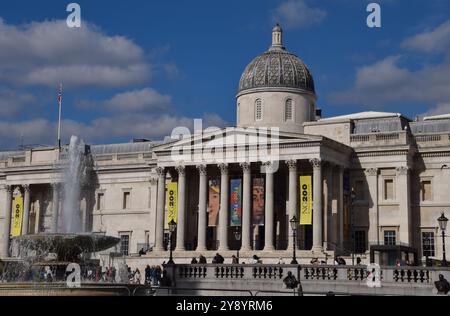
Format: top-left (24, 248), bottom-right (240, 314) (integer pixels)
top-left (152, 127), bottom-right (324, 153)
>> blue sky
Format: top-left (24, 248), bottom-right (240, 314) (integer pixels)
top-left (1, 0), bottom-right (450, 149)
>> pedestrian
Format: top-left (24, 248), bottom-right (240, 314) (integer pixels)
top-left (277, 257), bottom-right (285, 264)
top-left (191, 257), bottom-right (198, 264)
top-left (134, 268), bottom-right (141, 284)
top-left (199, 255), bottom-right (207, 264)
top-left (232, 255), bottom-right (239, 264)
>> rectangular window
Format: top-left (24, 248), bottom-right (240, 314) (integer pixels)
top-left (421, 181), bottom-right (432, 201)
top-left (354, 230), bottom-right (367, 253)
top-left (422, 232), bottom-right (435, 257)
top-left (384, 230), bottom-right (396, 246)
top-left (384, 179), bottom-right (394, 200)
top-left (120, 234), bottom-right (130, 256)
top-left (123, 192), bottom-right (131, 209)
top-left (96, 193), bottom-right (104, 211)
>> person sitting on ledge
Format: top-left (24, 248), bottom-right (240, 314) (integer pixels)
top-left (231, 255), bottom-right (239, 264)
top-left (198, 255), bottom-right (207, 264)
top-left (191, 257), bottom-right (198, 264)
top-left (212, 253), bottom-right (224, 264)
top-left (251, 255), bottom-right (262, 264)
top-left (139, 248), bottom-right (146, 256)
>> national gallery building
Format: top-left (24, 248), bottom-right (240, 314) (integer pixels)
top-left (1, 25), bottom-right (450, 265)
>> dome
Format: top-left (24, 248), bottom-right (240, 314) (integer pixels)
top-left (238, 25), bottom-right (316, 96)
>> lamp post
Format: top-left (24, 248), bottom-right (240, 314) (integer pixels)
top-left (437, 213), bottom-right (448, 267)
top-left (290, 216), bottom-right (299, 264)
top-left (234, 229), bottom-right (242, 262)
top-left (167, 220), bottom-right (177, 265)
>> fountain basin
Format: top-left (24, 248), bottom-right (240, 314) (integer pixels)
top-left (12, 234), bottom-right (121, 262)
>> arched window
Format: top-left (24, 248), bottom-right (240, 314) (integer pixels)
top-left (285, 99), bottom-right (293, 121)
top-left (255, 99), bottom-right (263, 121)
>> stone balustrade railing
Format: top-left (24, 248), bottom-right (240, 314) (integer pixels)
top-left (169, 264), bottom-right (450, 285)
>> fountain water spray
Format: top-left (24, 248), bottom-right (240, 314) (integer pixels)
top-left (60, 135), bottom-right (88, 233)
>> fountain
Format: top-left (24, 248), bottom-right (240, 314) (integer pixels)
top-left (0, 136), bottom-right (126, 296)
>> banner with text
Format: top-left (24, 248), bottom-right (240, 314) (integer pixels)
top-left (11, 192), bottom-right (24, 237)
top-left (166, 182), bottom-right (178, 225)
top-left (300, 176), bottom-right (312, 225)
top-left (230, 179), bottom-right (242, 227)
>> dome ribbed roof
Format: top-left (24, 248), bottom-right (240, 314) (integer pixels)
top-left (238, 25), bottom-right (315, 96)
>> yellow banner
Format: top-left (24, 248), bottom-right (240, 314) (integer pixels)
top-left (11, 194), bottom-right (24, 237)
top-left (166, 182), bottom-right (178, 225)
top-left (300, 176), bottom-right (312, 225)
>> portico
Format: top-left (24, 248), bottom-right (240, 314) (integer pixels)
top-left (150, 129), bottom-right (352, 256)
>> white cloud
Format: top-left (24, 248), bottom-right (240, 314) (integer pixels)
top-left (0, 113), bottom-right (229, 148)
top-left (77, 88), bottom-right (172, 112)
top-left (0, 89), bottom-right (35, 117)
top-left (402, 20), bottom-right (450, 53)
top-left (0, 18), bottom-right (150, 88)
top-left (329, 19), bottom-right (450, 111)
top-left (272, 0), bottom-right (327, 29)
top-left (420, 103), bottom-right (450, 118)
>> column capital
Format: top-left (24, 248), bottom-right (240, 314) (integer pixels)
top-left (4, 185), bottom-right (13, 193)
top-left (286, 159), bottom-right (297, 170)
top-left (262, 161), bottom-right (276, 174)
top-left (23, 184), bottom-right (30, 192)
top-left (396, 166), bottom-right (409, 176)
top-left (365, 168), bottom-right (379, 177)
top-left (218, 163), bottom-right (228, 175)
top-left (196, 164), bottom-right (208, 176)
top-left (310, 158), bottom-right (322, 169)
top-left (175, 164), bottom-right (186, 176)
top-left (149, 177), bottom-right (158, 185)
top-left (155, 167), bottom-right (165, 177)
top-left (240, 162), bottom-right (251, 173)
top-left (51, 183), bottom-right (61, 190)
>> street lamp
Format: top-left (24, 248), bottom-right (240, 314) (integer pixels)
top-left (167, 220), bottom-right (177, 265)
top-left (437, 213), bottom-right (448, 267)
top-left (234, 229), bottom-right (242, 262)
top-left (290, 216), bottom-right (299, 264)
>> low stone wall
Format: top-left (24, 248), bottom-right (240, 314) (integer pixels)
top-left (163, 264), bottom-right (450, 296)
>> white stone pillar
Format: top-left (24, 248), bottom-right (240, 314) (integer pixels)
top-left (286, 160), bottom-right (297, 250)
top-left (311, 158), bottom-right (323, 253)
top-left (154, 167), bottom-right (166, 252)
top-left (1, 185), bottom-right (13, 258)
top-left (218, 163), bottom-right (229, 251)
top-left (22, 185), bottom-right (31, 235)
top-left (175, 165), bottom-right (186, 252)
top-left (263, 162), bottom-right (275, 251)
top-left (196, 165), bottom-right (208, 252)
top-left (51, 183), bottom-right (59, 233)
top-left (324, 165), bottom-right (333, 250)
top-left (337, 166), bottom-right (344, 250)
top-left (365, 168), bottom-right (379, 246)
top-left (240, 162), bottom-right (252, 252)
top-left (396, 166), bottom-right (411, 246)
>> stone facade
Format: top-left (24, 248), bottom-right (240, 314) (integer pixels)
top-left (0, 26), bottom-right (449, 268)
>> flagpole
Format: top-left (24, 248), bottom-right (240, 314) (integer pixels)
top-left (57, 83), bottom-right (62, 150)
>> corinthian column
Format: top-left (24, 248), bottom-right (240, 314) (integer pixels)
top-left (196, 165), bottom-right (208, 252)
top-left (1, 185), bottom-right (13, 258)
top-left (311, 158), bottom-right (323, 253)
top-left (263, 162), bottom-right (275, 251)
top-left (175, 165), bottom-right (186, 252)
top-left (286, 160), bottom-right (298, 250)
top-left (22, 185), bottom-right (31, 235)
top-left (154, 167), bottom-right (166, 252)
top-left (218, 163), bottom-right (229, 251)
top-left (240, 162), bottom-right (252, 252)
top-left (365, 168), bottom-right (379, 246)
top-left (396, 166), bottom-right (411, 246)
